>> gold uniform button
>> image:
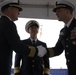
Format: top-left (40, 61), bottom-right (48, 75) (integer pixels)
top-left (32, 60), bottom-right (34, 62)
top-left (66, 38), bottom-right (68, 40)
top-left (66, 45), bottom-right (68, 47)
top-left (67, 53), bottom-right (69, 55)
top-left (32, 65), bottom-right (34, 67)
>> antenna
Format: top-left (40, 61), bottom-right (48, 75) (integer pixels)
top-left (56, 1), bottom-right (58, 6)
top-left (18, 0), bottom-right (19, 4)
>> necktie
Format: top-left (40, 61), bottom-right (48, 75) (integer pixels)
top-left (64, 26), bottom-right (68, 37)
top-left (32, 40), bottom-right (35, 45)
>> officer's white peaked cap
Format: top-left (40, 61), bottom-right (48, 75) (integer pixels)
top-left (25, 20), bottom-right (39, 33)
top-left (53, 0), bottom-right (75, 12)
top-left (0, 1), bottom-right (22, 12)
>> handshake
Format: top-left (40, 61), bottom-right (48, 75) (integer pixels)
top-left (37, 45), bottom-right (47, 57)
top-left (29, 45), bottom-right (47, 57)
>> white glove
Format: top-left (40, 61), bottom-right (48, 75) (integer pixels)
top-left (37, 45), bottom-right (47, 57)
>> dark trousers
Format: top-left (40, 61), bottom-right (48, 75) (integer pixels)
top-left (67, 63), bottom-right (76, 75)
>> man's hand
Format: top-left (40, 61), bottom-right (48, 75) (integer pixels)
top-left (37, 45), bottom-right (47, 57)
top-left (28, 46), bottom-right (36, 57)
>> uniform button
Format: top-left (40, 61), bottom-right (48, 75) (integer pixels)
top-left (68, 60), bottom-right (70, 62)
top-left (67, 53), bottom-right (69, 55)
top-left (32, 65), bottom-right (34, 67)
top-left (66, 45), bottom-right (68, 47)
top-left (66, 38), bottom-right (68, 40)
top-left (32, 60), bottom-right (34, 62)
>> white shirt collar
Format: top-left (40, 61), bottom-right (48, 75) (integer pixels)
top-left (3, 14), bottom-right (12, 21)
top-left (30, 37), bottom-right (37, 42)
top-left (65, 17), bottom-right (73, 27)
